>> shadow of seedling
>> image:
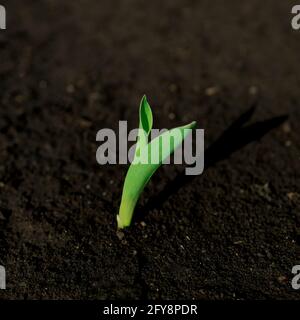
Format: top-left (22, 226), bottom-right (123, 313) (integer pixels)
top-left (138, 104), bottom-right (288, 219)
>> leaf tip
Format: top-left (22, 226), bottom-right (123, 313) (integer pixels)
top-left (190, 120), bottom-right (197, 128)
top-left (139, 94), bottom-right (153, 135)
top-left (181, 120), bottom-right (197, 130)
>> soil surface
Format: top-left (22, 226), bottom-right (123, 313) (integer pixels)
top-left (0, 0), bottom-right (299, 299)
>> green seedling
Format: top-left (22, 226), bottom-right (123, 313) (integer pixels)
top-left (117, 96), bottom-right (196, 229)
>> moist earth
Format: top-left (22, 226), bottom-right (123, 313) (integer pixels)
top-left (0, 0), bottom-right (299, 299)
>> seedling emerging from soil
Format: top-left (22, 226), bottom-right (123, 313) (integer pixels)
top-left (117, 96), bottom-right (196, 229)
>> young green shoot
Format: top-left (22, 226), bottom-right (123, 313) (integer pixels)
top-left (117, 96), bottom-right (196, 229)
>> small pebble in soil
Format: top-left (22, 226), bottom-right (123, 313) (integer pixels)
top-left (233, 240), bottom-right (244, 245)
top-left (285, 140), bottom-right (292, 147)
top-left (89, 92), bottom-right (100, 102)
top-left (282, 122), bottom-right (291, 134)
top-left (287, 192), bottom-right (299, 201)
top-left (140, 221), bottom-right (146, 227)
top-left (277, 275), bottom-right (287, 284)
top-left (249, 86), bottom-right (258, 96)
top-left (253, 183), bottom-right (271, 201)
top-left (66, 84), bottom-right (75, 94)
top-left (205, 86), bottom-right (219, 96)
top-left (116, 231), bottom-right (124, 241)
top-left (168, 112), bottom-right (175, 120)
top-left (78, 118), bottom-right (92, 128)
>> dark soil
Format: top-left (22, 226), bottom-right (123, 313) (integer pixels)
top-left (0, 0), bottom-right (299, 299)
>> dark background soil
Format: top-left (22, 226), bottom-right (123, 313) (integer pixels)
top-left (0, 0), bottom-right (299, 299)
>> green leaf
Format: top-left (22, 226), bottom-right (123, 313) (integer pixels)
top-left (135, 95), bottom-right (153, 157)
top-left (117, 96), bottom-right (196, 229)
